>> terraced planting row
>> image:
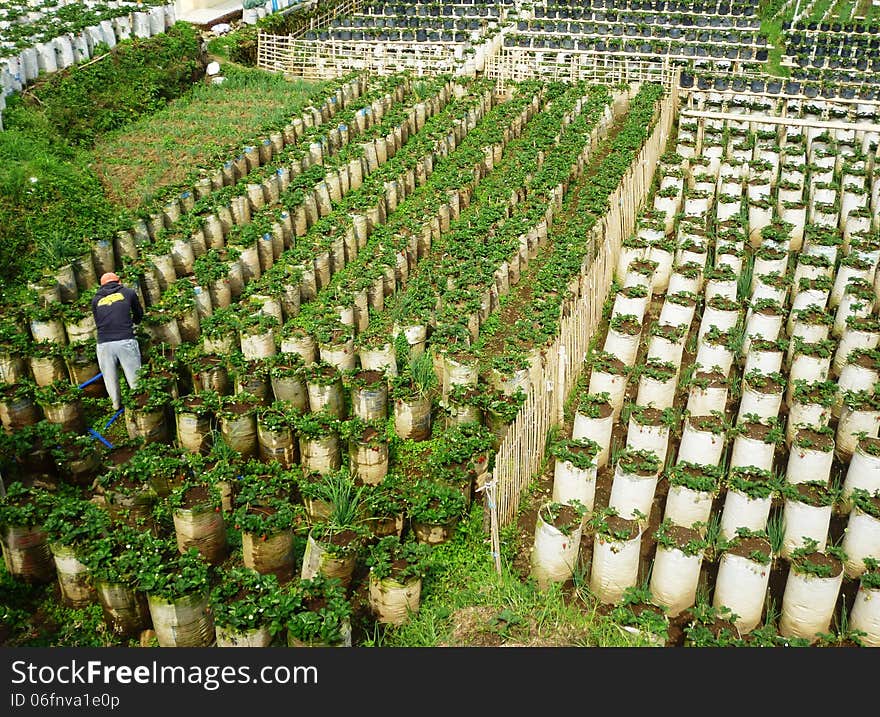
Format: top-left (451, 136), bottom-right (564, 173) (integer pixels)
top-left (0, 76), bottom-right (673, 647)
top-left (0, 1), bottom-right (176, 96)
top-left (534, 98), bottom-right (880, 646)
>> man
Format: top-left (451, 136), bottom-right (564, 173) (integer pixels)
top-left (91, 272), bottom-right (144, 411)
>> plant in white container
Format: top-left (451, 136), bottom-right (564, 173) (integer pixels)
top-left (663, 461), bottom-right (721, 528)
top-left (785, 337), bottom-right (834, 402)
top-left (750, 271), bottom-right (790, 306)
top-left (836, 390), bottom-right (880, 462)
top-left (624, 404), bottom-right (677, 467)
top-left (654, 183), bottom-right (682, 228)
top-left (634, 358), bottom-right (679, 410)
top-left (646, 322), bottom-right (688, 371)
top-left (603, 313), bottom-right (643, 367)
top-left (743, 298), bottom-right (785, 356)
top-left (624, 258), bottom-right (660, 293)
top-left (832, 277), bottom-right (874, 339)
top-left (778, 480), bottom-right (838, 558)
top-left (747, 197), bottom-right (773, 244)
top-left (610, 283), bottom-right (650, 323)
top-left (658, 290), bottom-right (699, 329)
top-left (834, 350), bottom-right (880, 421)
top-left (676, 411), bottom-right (728, 467)
top-left (718, 465), bottom-right (779, 541)
top-left (835, 247), bottom-right (873, 306)
top-left (549, 438), bottom-right (601, 513)
top-left (743, 336), bottom-right (787, 376)
top-left (616, 235), bottom-right (648, 284)
top-left (716, 193), bottom-right (742, 222)
top-left (695, 325), bottom-right (738, 377)
top-left (841, 489), bottom-right (880, 580)
top-left (702, 264), bottom-right (739, 303)
top-left (587, 507), bottom-right (643, 605)
top-left (667, 261), bottom-right (703, 296)
top-left (713, 528), bottom-right (774, 635)
top-left (729, 415), bottom-right (783, 473)
top-left (571, 391), bottom-right (615, 469)
top-left (607, 585), bottom-right (670, 646)
top-left (676, 236), bottom-right (709, 269)
top-left (802, 226), bottom-right (842, 266)
top-left (779, 540), bottom-right (846, 644)
top-left (786, 426), bottom-right (836, 485)
top-left (789, 279), bottom-right (833, 334)
top-left (587, 350), bottom-right (630, 421)
top-left (714, 243), bottom-right (746, 276)
top-left (608, 448), bottom-right (663, 522)
top-left (841, 437), bottom-right (880, 513)
top-left (683, 368), bottom-right (729, 417)
top-left (751, 245), bottom-right (789, 292)
top-left (646, 237), bottom-right (677, 295)
top-left (833, 315), bottom-right (880, 378)
top-left (736, 370), bottom-right (786, 425)
top-left (698, 295), bottom-right (742, 348)
top-left (849, 558), bottom-right (880, 647)
top-left (649, 519), bottom-right (708, 617)
top-left (529, 500), bottom-right (587, 590)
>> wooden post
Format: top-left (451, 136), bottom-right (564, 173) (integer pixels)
top-left (477, 478), bottom-right (502, 576)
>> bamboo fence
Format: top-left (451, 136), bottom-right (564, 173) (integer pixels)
top-left (257, 32), bottom-right (467, 78)
top-left (485, 49), bottom-right (678, 92)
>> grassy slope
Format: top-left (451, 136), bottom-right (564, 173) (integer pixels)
top-left (91, 65), bottom-right (322, 210)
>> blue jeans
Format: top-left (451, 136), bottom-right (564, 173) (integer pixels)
top-left (96, 339), bottom-right (142, 410)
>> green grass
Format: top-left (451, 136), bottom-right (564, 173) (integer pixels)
top-left (91, 65), bottom-right (323, 210)
top-left (0, 129), bottom-right (115, 293)
top-left (366, 508), bottom-right (645, 647)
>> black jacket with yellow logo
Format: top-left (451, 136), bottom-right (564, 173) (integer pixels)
top-left (91, 281), bottom-right (144, 343)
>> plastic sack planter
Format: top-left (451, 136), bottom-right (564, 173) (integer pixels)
top-left (368, 569), bottom-right (422, 626)
top-left (572, 396), bottom-right (615, 469)
top-left (588, 513), bottom-right (643, 605)
top-left (172, 487), bottom-right (227, 566)
top-left (625, 407), bottom-right (672, 466)
top-left (841, 438), bottom-right (880, 513)
top-left (786, 428), bottom-right (835, 486)
top-left (216, 624), bottom-right (273, 648)
top-left (147, 591), bottom-right (215, 647)
top-left (50, 543), bottom-right (96, 608)
top-left (850, 575), bottom-right (880, 647)
top-left (608, 450), bottom-right (662, 522)
top-left (663, 463), bottom-right (719, 528)
top-left (649, 523), bottom-right (705, 618)
top-left (550, 440), bottom-right (599, 513)
top-left (95, 581), bottom-right (150, 638)
top-left (300, 528), bottom-right (361, 589)
top-left (729, 420), bottom-right (778, 473)
top-left (779, 549), bottom-right (845, 645)
top-left (1, 524), bottom-right (55, 584)
top-left (841, 491), bottom-right (880, 579)
top-left (676, 414), bottom-right (727, 466)
top-left (587, 353), bottom-right (629, 421)
top-left (779, 482), bottom-right (835, 558)
top-left (713, 534), bottom-right (773, 635)
top-left (242, 525), bottom-right (296, 583)
top-left (718, 469), bottom-right (776, 542)
top-left (530, 502), bottom-right (585, 590)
